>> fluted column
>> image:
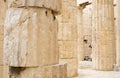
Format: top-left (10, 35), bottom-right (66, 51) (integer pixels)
top-left (116, 0), bottom-right (120, 67)
top-left (92, 0), bottom-right (115, 71)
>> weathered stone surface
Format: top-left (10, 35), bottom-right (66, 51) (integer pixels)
top-left (60, 59), bottom-right (78, 78)
top-left (92, 0), bottom-right (115, 71)
top-left (0, 0), bottom-right (7, 65)
top-left (8, 0), bottom-right (61, 14)
top-left (58, 23), bottom-right (77, 41)
top-left (4, 8), bottom-right (59, 67)
top-left (58, 41), bottom-right (77, 59)
top-left (57, 0), bottom-right (78, 77)
top-left (57, 0), bottom-right (77, 41)
top-left (10, 62), bottom-right (67, 78)
top-left (0, 66), bottom-right (9, 78)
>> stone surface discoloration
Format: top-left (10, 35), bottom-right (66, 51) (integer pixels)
top-left (4, 0), bottom-right (67, 78)
top-left (10, 62), bottom-right (67, 78)
top-left (8, 0), bottom-right (61, 13)
top-left (4, 8), bottom-right (59, 67)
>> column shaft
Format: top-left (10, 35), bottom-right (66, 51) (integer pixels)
top-left (4, 0), bottom-right (67, 78)
top-left (92, 0), bottom-right (115, 71)
top-left (116, 0), bottom-right (120, 67)
top-left (58, 0), bottom-right (78, 77)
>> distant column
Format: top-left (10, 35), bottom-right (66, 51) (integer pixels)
top-left (77, 6), bottom-right (84, 61)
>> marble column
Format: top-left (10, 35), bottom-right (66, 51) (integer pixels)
top-left (92, 0), bottom-right (116, 71)
top-left (4, 0), bottom-right (67, 78)
top-left (58, 0), bottom-right (78, 77)
top-left (116, 0), bottom-right (120, 67)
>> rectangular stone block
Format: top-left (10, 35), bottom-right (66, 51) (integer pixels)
top-left (58, 41), bottom-right (77, 59)
top-left (60, 58), bottom-right (78, 78)
top-left (10, 62), bottom-right (67, 78)
top-left (8, 0), bottom-right (61, 13)
top-left (61, 0), bottom-right (77, 22)
top-left (4, 8), bottom-right (59, 67)
top-left (0, 66), bottom-right (9, 78)
top-left (58, 23), bottom-right (77, 40)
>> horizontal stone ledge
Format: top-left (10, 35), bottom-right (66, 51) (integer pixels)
top-left (10, 62), bottom-right (67, 78)
top-left (8, 0), bottom-right (61, 14)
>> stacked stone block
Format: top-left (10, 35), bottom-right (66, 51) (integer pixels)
top-left (4, 0), bottom-right (67, 78)
top-left (58, 0), bottom-right (78, 77)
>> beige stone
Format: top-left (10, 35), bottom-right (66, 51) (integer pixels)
top-left (92, 0), bottom-right (115, 71)
top-left (0, 0), bottom-right (7, 25)
top-left (77, 6), bottom-right (84, 61)
top-left (82, 3), bottom-right (92, 58)
top-left (58, 41), bottom-right (77, 59)
top-left (58, 0), bottom-right (77, 41)
top-left (116, 0), bottom-right (120, 67)
top-left (10, 62), bottom-right (67, 78)
top-left (60, 59), bottom-right (78, 78)
top-left (0, 25), bottom-right (4, 65)
top-left (4, 8), bottom-right (59, 67)
top-left (0, 0), bottom-right (7, 65)
top-left (57, 0), bottom-right (78, 77)
top-left (8, 0), bottom-right (61, 14)
top-left (0, 66), bottom-right (9, 78)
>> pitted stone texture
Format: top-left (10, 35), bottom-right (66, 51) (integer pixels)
top-left (60, 58), bottom-right (78, 78)
top-left (58, 41), bottom-right (77, 59)
top-left (4, 8), bottom-right (59, 67)
top-left (0, 66), bottom-right (9, 78)
top-left (8, 0), bottom-right (61, 14)
top-left (10, 62), bottom-right (67, 78)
